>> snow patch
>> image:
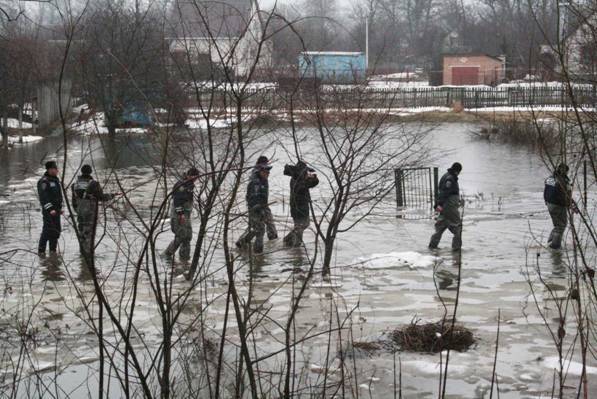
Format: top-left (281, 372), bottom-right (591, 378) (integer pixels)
top-left (185, 116), bottom-right (232, 130)
top-left (543, 357), bottom-right (597, 375)
top-left (469, 105), bottom-right (596, 113)
top-left (405, 359), bottom-right (467, 375)
top-left (71, 113), bottom-right (149, 135)
top-left (356, 252), bottom-right (441, 270)
top-left (3, 118), bottom-right (33, 129)
top-left (7, 135), bottom-right (43, 144)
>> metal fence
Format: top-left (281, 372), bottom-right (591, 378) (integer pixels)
top-left (395, 167), bottom-right (438, 219)
top-left (187, 84), bottom-right (597, 111)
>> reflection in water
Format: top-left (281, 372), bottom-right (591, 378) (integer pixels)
top-left (435, 269), bottom-right (456, 290)
top-left (549, 250), bottom-right (568, 278)
top-left (77, 256), bottom-right (99, 282)
top-left (40, 255), bottom-right (65, 282)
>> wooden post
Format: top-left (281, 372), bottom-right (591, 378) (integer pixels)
top-left (429, 168), bottom-right (434, 210)
top-left (18, 106), bottom-right (23, 143)
top-left (433, 167), bottom-right (439, 207)
top-left (32, 100), bottom-right (37, 136)
top-left (1, 115), bottom-right (7, 148)
top-left (395, 169), bottom-right (404, 207)
top-left (584, 160), bottom-right (588, 211)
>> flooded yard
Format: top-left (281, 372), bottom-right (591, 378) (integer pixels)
top-left (0, 122), bottom-right (595, 398)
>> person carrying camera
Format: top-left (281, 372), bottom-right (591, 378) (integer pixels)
top-left (283, 160), bottom-right (319, 247)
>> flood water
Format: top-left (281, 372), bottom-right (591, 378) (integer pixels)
top-left (0, 123), bottom-right (595, 398)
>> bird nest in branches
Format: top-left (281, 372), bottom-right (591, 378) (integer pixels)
top-left (390, 321), bottom-right (475, 353)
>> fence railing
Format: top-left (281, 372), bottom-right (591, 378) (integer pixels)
top-left (185, 85), bottom-right (597, 110)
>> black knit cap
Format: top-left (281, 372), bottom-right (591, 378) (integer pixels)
top-left (81, 164), bottom-right (93, 175)
top-left (556, 163), bottom-right (569, 174)
top-left (187, 167), bottom-right (200, 177)
top-left (45, 161), bottom-right (58, 170)
top-left (450, 162), bottom-right (462, 173)
top-left (256, 156), bottom-right (269, 165)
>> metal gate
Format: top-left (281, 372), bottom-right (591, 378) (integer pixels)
top-left (395, 167), bottom-right (439, 218)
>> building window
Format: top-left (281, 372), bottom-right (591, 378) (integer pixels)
top-left (580, 43), bottom-right (597, 68)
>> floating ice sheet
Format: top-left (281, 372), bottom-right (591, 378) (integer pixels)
top-left (543, 357), bottom-right (597, 375)
top-left (355, 251), bottom-right (441, 270)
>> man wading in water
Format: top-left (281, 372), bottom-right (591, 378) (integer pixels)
top-left (544, 163), bottom-right (577, 250)
top-left (236, 162), bottom-right (272, 254)
top-left (429, 162), bottom-right (463, 251)
top-left (37, 161), bottom-right (63, 256)
top-left (72, 164), bottom-right (118, 257)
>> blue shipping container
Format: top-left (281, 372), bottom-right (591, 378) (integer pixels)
top-left (298, 52), bottom-right (366, 83)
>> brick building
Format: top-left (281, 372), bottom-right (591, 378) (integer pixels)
top-left (442, 53), bottom-right (505, 86)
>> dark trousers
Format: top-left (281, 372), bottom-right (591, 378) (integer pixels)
top-left (547, 202), bottom-right (567, 249)
top-left (39, 212), bottom-right (61, 253)
top-left (237, 209), bottom-right (266, 252)
top-left (76, 199), bottom-right (97, 256)
top-left (165, 212), bottom-right (193, 260)
top-left (284, 217), bottom-right (309, 247)
top-left (429, 199), bottom-right (462, 250)
top-left (263, 206), bottom-right (278, 239)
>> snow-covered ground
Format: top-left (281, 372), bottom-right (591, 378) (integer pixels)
top-left (367, 80), bottom-right (430, 89)
top-left (71, 112), bottom-right (148, 135)
top-left (6, 135), bottom-right (43, 144)
top-left (3, 118), bottom-right (33, 129)
top-left (184, 115), bottom-right (233, 130)
top-left (181, 81), bottom-right (278, 93)
top-left (469, 105), bottom-right (596, 113)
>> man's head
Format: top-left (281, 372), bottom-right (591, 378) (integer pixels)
top-left (256, 156), bottom-right (269, 166)
top-left (449, 162), bottom-right (462, 176)
top-left (81, 164), bottom-right (93, 176)
top-left (45, 161), bottom-right (58, 176)
top-left (556, 163), bottom-right (569, 176)
top-left (257, 163), bottom-right (272, 179)
top-left (186, 167), bottom-right (200, 180)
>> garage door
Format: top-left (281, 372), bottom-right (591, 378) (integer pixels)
top-left (452, 66), bottom-right (479, 85)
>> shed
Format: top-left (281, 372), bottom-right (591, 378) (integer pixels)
top-left (298, 52), bottom-right (366, 83)
top-left (442, 53), bottom-right (505, 86)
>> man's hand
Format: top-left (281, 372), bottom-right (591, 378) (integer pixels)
top-left (49, 210), bottom-right (57, 216)
top-left (178, 214), bottom-right (186, 225)
top-left (435, 205), bottom-right (444, 213)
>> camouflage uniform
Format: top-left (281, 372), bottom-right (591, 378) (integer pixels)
top-left (429, 169), bottom-right (462, 250)
top-left (165, 178), bottom-right (195, 260)
top-left (72, 174), bottom-right (115, 256)
top-left (263, 206), bottom-right (278, 240)
top-left (237, 168), bottom-right (270, 253)
top-left (544, 168), bottom-right (571, 249)
top-left (283, 161), bottom-right (319, 247)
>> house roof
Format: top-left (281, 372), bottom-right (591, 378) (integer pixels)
top-left (563, 8), bottom-right (597, 41)
top-left (442, 52), bottom-right (503, 62)
top-left (170, 0), bottom-right (254, 38)
top-left (302, 51), bottom-right (364, 56)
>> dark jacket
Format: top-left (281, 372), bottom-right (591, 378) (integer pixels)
top-left (72, 175), bottom-right (114, 211)
top-left (287, 165), bottom-right (319, 220)
top-left (37, 173), bottom-right (63, 213)
top-left (246, 170), bottom-right (269, 210)
top-left (544, 173), bottom-right (571, 207)
top-left (172, 179), bottom-right (195, 215)
top-left (437, 170), bottom-right (459, 207)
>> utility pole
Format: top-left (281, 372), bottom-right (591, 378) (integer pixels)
top-left (558, 2), bottom-right (570, 45)
top-left (365, 15), bottom-right (369, 71)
